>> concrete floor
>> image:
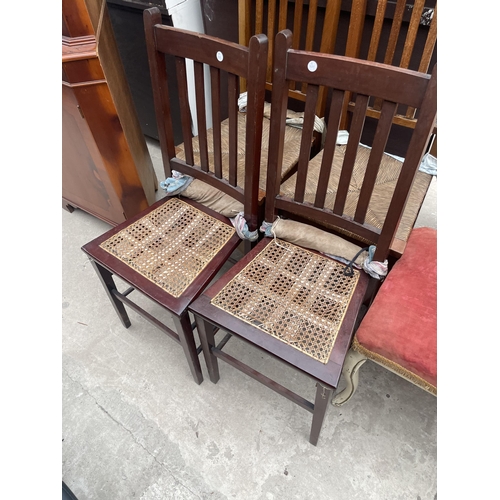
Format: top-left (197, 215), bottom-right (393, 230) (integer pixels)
top-left (62, 138), bottom-right (437, 500)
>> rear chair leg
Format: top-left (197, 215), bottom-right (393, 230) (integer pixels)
top-left (172, 313), bottom-right (203, 385)
top-left (90, 260), bottom-right (131, 328)
top-left (310, 383), bottom-right (334, 446)
top-left (195, 315), bottom-right (220, 384)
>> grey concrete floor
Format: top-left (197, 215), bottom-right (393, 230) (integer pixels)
top-left (62, 138), bottom-right (437, 500)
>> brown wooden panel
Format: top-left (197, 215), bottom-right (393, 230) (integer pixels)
top-left (66, 80), bottom-right (151, 218)
top-left (286, 50), bottom-right (431, 109)
top-left (154, 25), bottom-right (249, 76)
top-left (62, 85), bottom-right (125, 225)
top-left (210, 66), bottom-right (223, 178)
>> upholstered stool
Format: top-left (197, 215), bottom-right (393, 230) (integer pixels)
top-left (332, 226), bottom-right (437, 405)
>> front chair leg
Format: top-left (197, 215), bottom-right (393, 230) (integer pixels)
top-left (310, 382), bottom-right (334, 446)
top-left (331, 348), bottom-right (367, 406)
top-left (195, 315), bottom-right (220, 384)
top-left (90, 260), bottom-right (131, 328)
top-left (172, 313), bottom-right (203, 385)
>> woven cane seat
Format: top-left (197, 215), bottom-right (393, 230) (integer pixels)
top-left (176, 112), bottom-right (303, 198)
top-left (211, 239), bottom-right (360, 363)
top-left (280, 144), bottom-right (432, 246)
top-left (99, 198), bottom-right (236, 298)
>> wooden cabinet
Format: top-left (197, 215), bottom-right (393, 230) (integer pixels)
top-left (62, 0), bottom-right (158, 226)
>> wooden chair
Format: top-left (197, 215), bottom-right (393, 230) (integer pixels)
top-left (81, 8), bottom-right (268, 384)
top-left (332, 226), bottom-right (437, 405)
top-left (188, 29), bottom-right (437, 444)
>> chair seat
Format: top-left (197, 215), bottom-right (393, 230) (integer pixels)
top-left (98, 197), bottom-right (236, 298)
top-left (176, 111), bottom-right (303, 199)
top-left (82, 196), bottom-right (241, 316)
top-left (211, 238), bottom-right (361, 364)
top-left (353, 227), bottom-right (437, 393)
top-left (279, 144), bottom-right (433, 254)
top-left (190, 236), bottom-right (370, 388)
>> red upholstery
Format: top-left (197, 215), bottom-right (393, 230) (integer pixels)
top-left (354, 227), bottom-right (437, 390)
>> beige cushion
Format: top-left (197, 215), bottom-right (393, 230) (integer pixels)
top-left (271, 218), bottom-right (366, 266)
top-left (182, 179), bottom-right (243, 218)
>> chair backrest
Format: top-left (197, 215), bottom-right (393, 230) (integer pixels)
top-left (238, 0), bottom-right (341, 117)
top-left (341, 0), bottom-right (437, 130)
top-left (143, 8), bottom-right (268, 230)
top-left (265, 29), bottom-right (437, 263)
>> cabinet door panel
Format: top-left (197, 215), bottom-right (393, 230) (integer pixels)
top-left (62, 84), bottom-right (125, 225)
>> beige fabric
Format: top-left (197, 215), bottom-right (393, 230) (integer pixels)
top-left (279, 144), bottom-right (432, 245)
top-left (182, 179), bottom-right (243, 218)
top-left (271, 218), bottom-right (365, 266)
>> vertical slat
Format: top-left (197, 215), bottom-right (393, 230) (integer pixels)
top-left (344, 0), bottom-right (368, 58)
top-left (399, 0), bottom-right (426, 69)
top-left (266, 0), bottom-right (277, 82)
top-left (292, 0), bottom-right (304, 49)
top-left (238, 0), bottom-right (251, 46)
top-left (366, 0), bottom-right (388, 61)
top-left (333, 93), bottom-right (369, 215)
top-left (144, 10), bottom-right (176, 177)
top-left (238, 0), bottom-right (251, 92)
top-left (354, 100), bottom-right (397, 224)
top-left (244, 33), bottom-right (268, 231)
top-left (194, 61), bottom-right (209, 172)
top-left (372, 0), bottom-right (406, 111)
top-left (294, 84), bottom-right (319, 203)
top-left (316, 0), bottom-right (342, 116)
top-left (314, 89), bottom-right (345, 208)
top-left (417, 4), bottom-right (437, 73)
top-left (370, 0), bottom-right (405, 112)
top-left (266, 30), bottom-right (293, 222)
top-left (406, 5), bottom-right (437, 119)
top-left (255, 0), bottom-right (264, 35)
top-left (304, 0), bottom-right (318, 51)
top-left (340, 0), bottom-right (367, 129)
top-left (383, 0), bottom-right (406, 66)
top-left (374, 66), bottom-right (437, 261)
top-left (228, 72), bottom-right (239, 186)
top-left (290, 0), bottom-right (304, 92)
top-left (210, 66), bottom-right (222, 178)
top-left (319, 0), bottom-right (341, 55)
top-left (278, 0), bottom-right (288, 31)
top-left (175, 56), bottom-right (194, 165)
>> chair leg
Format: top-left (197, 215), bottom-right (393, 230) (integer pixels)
top-left (194, 315), bottom-right (220, 384)
top-left (310, 382), bottom-right (334, 446)
top-left (331, 348), bottom-right (367, 406)
top-left (172, 313), bottom-right (204, 385)
top-left (90, 260), bottom-right (131, 328)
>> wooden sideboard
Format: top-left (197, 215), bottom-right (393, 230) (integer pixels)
top-left (62, 0), bottom-right (158, 226)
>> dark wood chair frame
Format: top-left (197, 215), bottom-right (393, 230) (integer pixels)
top-left (189, 29), bottom-right (437, 443)
top-left (81, 8), bottom-right (268, 384)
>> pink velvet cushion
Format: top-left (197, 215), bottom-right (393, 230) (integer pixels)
top-left (354, 227), bottom-right (437, 388)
